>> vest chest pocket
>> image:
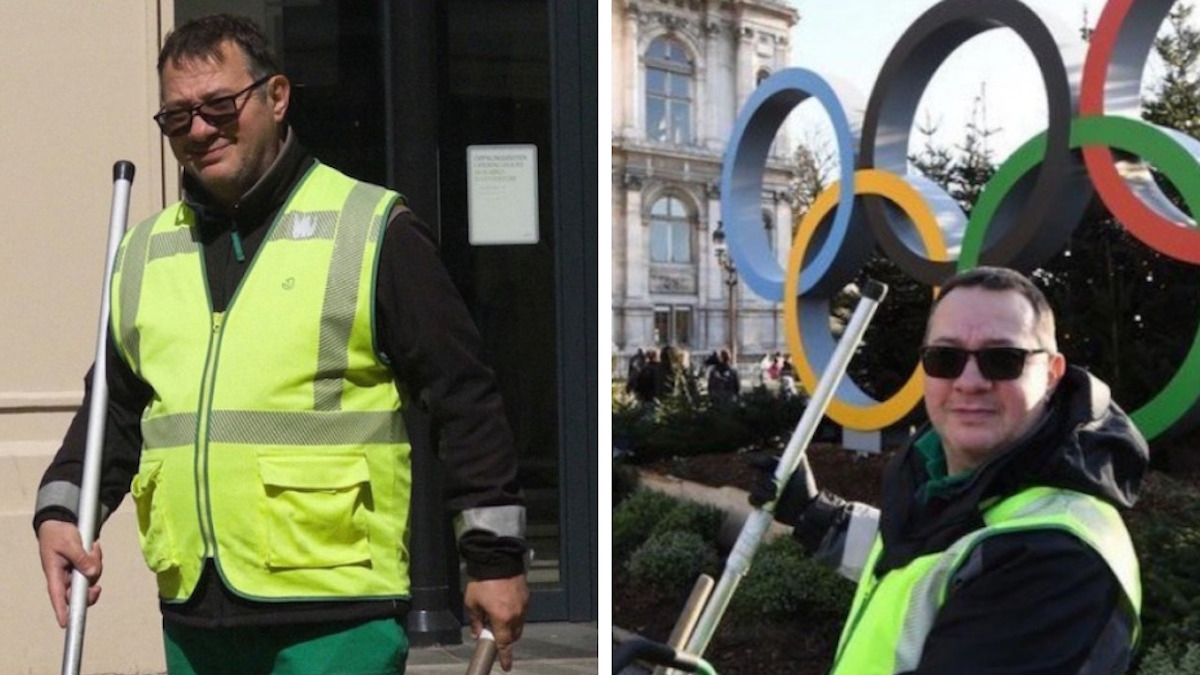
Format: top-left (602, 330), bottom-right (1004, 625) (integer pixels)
top-left (130, 460), bottom-right (179, 573)
top-left (257, 454), bottom-right (372, 569)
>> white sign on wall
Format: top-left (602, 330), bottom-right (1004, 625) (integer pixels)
top-left (467, 144), bottom-right (539, 245)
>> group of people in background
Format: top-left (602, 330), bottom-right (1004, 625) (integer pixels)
top-left (759, 350), bottom-right (799, 398)
top-left (625, 346), bottom-right (807, 405)
top-left (625, 345), bottom-right (698, 404)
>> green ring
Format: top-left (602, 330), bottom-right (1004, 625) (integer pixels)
top-left (959, 115), bottom-right (1200, 438)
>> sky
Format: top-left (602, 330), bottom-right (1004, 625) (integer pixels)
top-left (785, 0), bottom-right (1171, 161)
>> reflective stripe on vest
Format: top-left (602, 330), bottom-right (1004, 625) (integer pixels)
top-left (112, 163), bottom-right (410, 602)
top-left (830, 486), bottom-right (1141, 675)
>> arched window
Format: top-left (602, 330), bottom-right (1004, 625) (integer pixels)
top-left (650, 196), bottom-right (692, 263)
top-left (645, 37), bottom-right (693, 144)
top-left (756, 68), bottom-right (771, 87)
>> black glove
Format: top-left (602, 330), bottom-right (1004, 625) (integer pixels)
top-left (746, 451), bottom-right (820, 525)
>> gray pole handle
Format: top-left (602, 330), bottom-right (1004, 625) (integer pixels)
top-left (465, 628), bottom-right (498, 675)
top-left (61, 160), bottom-right (135, 675)
top-left (682, 280), bottom-right (887, 658)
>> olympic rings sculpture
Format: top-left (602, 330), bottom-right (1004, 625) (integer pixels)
top-left (722, 0), bottom-right (1200, 439)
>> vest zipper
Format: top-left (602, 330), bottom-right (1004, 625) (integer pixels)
top-left (195, 311), bottom-right (226, 558)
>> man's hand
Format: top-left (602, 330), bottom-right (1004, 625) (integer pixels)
top-left (37, 520), bottom-right (103, 628)
top-left (464, 575), bottom-right (529, 672)
top-left (747, 451), bottom-right (820, 525)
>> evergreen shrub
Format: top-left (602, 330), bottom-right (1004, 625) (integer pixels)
top-left (613, 488), bottom-right (679, 564)
top-left (1128, 473), bottom-right (1200, 654)
top-left (1136, 641), bottom-right (1200, 675)
top-left (626, 530), bottom-right (719, 600)
top-left (727, 536), bottom-right (853, 622)
top-left (613, 461), bottom-right (641, 507)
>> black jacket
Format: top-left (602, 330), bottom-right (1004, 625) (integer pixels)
top-left (36, 133), bottom-right (526, 627)
top-left (801, 366), bottom-right (1148, 674)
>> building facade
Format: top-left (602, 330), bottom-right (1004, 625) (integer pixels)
top-left (611, 0), bottom-right (799, 376)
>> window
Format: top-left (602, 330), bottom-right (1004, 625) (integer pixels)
top-left (650, 196), bottom-right (692, 263)
top-left (763, 209), bottom-right (775, 252)
top-left (645, 37), bottom-right (693, 144)
top-left (654, 306), bottom-right (693, 347)
top-left (756, 68), bottom-right (771, 87)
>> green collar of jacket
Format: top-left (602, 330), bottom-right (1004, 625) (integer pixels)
top-left (914, 430), bottom-right (978, 503)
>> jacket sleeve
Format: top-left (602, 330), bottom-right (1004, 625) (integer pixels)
top-left (793, 493), bottom-right (880, 581)
top-left (375, 208), bottom-right (527, 579)
top-left (906, 529), bottom-right (1134, 675)
top-left (33, 334), bottom-right (151, 537)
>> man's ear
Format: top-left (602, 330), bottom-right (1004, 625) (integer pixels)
top-left (268, 74), bottom-right (291, 121)
top-left (1046, 351), bottom-right (1067, 394)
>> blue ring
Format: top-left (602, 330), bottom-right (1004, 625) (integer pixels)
top-left (721, 68), bottom-right (858, 301)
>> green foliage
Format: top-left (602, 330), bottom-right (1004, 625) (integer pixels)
top-left (727, 536), bottom-right (854, 622)
top-left (845, 255), bottom-right (931, 416)
top-left (613, 388), bottom-right (654, 450)
top-left (615, 383), bottom-right (814, 464)
top-left (1135, 641), bottom-right (1200, 675)
top-left (626, 530), bottom-right (720, 599)
top-left (908, 102), bottom-right (998, 217)
top-left (1034, 205), bottom-right (1200, 413)
top-left (613, 488), bottom-right (682, 564)
top-left (652, 498), bottom-right (725, 544)
top-left (1145, 4), bottom-right (1200, 134)
top-left (613, 489), bottom-right (724, 566)
top-left (613, 461), bottom-right (640, 508)
top-left (1127, 473), bottom-right (1200, 653)
top-left (1134, 519), bottom-right (1200, 649)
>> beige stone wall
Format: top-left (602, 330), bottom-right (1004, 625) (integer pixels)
top-left (0, 2), bottom-right (176, 672)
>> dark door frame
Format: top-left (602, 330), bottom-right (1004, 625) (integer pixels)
top-left (545, 0), bottom-right (598, 623)
top-left (383, 0), bottom-right (597, 625)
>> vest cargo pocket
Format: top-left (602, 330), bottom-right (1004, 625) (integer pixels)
top-left (258, 454), bottom-right (372, 569)
top-left (130, 460), bottom-right (179, 573)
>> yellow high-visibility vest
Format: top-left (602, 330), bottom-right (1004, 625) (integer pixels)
top-left (112, 163), bottom-right (412, 603)
top-left (830, 486), bottom-right (1141, 675)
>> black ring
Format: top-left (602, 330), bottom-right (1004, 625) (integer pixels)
top-left (858, 0), bottom-right (1091, 284)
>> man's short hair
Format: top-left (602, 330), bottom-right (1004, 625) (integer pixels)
top-left (928, 266), bottom-right (1058, 351)
top-left (158, 14), bottom-right (281, 79)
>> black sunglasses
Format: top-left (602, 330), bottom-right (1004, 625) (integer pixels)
top-left (919, 346), bottom-right (1048, 381)
top-left (153, 74), bottom-right (274, 137)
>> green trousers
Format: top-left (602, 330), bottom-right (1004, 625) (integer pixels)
top-left (163, 617), bottom-right (409, 675)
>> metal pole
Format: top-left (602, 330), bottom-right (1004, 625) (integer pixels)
top-left (465, 628), bottom-right (498, 675)
top-left (682, 280), bottom-right (887, 658)
top-left (61, 160), bottom-right (135, 675)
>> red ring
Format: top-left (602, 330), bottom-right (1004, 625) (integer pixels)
top-left (1081, 0), bottom-right (1200, 263)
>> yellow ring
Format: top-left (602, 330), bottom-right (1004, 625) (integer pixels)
top-left (784, 169), bottom-right (948, 429)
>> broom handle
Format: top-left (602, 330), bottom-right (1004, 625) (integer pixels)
top-left (465, 628), bottom-right (498, 675)
top-left (61, 160), bottom-right (135, 675)
top-left (682, 280), bottom-right (887, 658)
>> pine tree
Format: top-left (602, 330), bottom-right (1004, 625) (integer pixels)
top-left (1144, 4), bottom-right (1200, 133)
top-left (908, 88), bottom-right (998, 216)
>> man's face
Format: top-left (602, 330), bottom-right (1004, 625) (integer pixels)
top-left (923, 287), bottom-right (1066, 474)
top-left (159, 41), bottom-right (288, 206)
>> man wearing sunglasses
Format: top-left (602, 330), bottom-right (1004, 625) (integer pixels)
top-left (33, 13), bottom-right (527, 674)
top-left (753, 266), bottom-right (1146, 674)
